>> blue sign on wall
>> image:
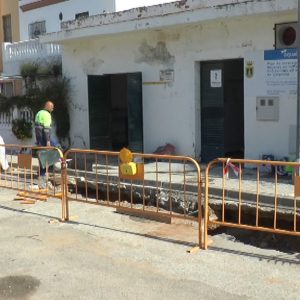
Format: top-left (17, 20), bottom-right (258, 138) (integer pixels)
top-left (264, 49), bottom-right (297, 60)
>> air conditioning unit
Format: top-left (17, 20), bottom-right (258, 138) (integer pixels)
top-left (275, 22), bottom-right (297, 49)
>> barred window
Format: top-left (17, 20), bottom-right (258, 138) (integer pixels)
top-left (28, 20), bottom-right (46, 39)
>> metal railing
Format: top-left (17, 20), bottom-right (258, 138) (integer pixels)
top-left (2, 144), bottom-right (300, 251)
top-left (0, 144), bottom-right (64, 214)
top-left (0, 144), bottom-right (203, 248)
top-left (62, 149), bottom-right (203, 248)
top-left (3, 39), bottom-right (60, 61)
top-left (0, 111), bottom-right (12, 125)
top-left (204, 158), bottom-right (300, 249)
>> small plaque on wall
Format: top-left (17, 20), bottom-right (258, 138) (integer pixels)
top-left (160, 69), bottom-right (174, 82)
top-left (210, 69), bottom-right (222, 88)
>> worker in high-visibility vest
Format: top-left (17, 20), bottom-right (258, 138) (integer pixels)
top-left (35, 101), bottom-right (54, 147)
top-left (35, 101), bottom-right (54, 177)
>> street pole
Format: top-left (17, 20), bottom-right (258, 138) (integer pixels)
top-left (296, 2), bottom-right (300, 164)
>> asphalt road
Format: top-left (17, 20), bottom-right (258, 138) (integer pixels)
top-left (0, 188), bottom-right (299, 300)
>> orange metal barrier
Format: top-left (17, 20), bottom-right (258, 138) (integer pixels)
top-left (62, 149), bottom-right (203, 248)
top-left (204, 158), bottom-right (300, 249)
top-left (0, 144), bottom-right (64, 216)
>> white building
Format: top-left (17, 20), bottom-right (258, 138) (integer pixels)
top-left (23, 0), bottom-right (300, 160)
top-left (19, 0), bottom-right (115, 41)
top-left (40, 0), bottom-right (298, 160)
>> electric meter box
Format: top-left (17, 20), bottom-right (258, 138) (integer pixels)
top-left (256, 97), bottom-right (279, 121)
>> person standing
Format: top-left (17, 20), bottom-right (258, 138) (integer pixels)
top-left (34, 101), bottom-right (54, 178)
top-left (0, 135), bottom-right (9, 171)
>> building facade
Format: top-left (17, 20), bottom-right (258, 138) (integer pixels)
top-left (0, 0), bottom-right (20, 72)
top-left (0, 1), bottom-right (22, 145)
top-left (39, 0), bottom-right (300, 160)
top-left (41, 0), bottom-right (298, 160)
top-left (19, 0), bottom-right (115, 41)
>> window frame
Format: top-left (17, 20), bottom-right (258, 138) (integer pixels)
top-left (2, 14), bottom-right (12, 43)
top-left (28, 20), bottom-right (46, 39)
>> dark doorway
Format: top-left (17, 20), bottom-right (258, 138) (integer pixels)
top-left (88, 73), bottom-right (143, 152)
top-left (201, 59), bottom-right (244, 162)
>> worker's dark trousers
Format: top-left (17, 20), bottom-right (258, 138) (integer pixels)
top-left (35, 126), bottom-right (47, 176)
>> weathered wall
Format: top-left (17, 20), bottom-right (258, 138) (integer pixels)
top-left (61, 9), bottom-right (297, 157)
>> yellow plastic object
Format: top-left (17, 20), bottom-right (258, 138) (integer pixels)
top-left (119, 148), bottom-right (133, 163)
top-left (120, 162), bottom-right (137, 176)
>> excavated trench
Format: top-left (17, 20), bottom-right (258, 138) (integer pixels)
top-left (208, 202), bottom-right (300, 253)
top-left (71, 182), bottom-right (300, 252)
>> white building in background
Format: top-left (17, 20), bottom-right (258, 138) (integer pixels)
top-left (3, 0), bottom-right (116, 76)
top-left (115, 0), bottom-right (175, 12)
top-left (40, 0), bottom-right (298, 161)
top-left (1, 0), bottom-right (116, 145)
top-left (19, 0), bottom-right (115, 41)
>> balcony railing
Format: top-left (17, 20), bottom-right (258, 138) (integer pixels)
top-left (2, 38), bottom-right (61, 76)
top-left (3, 39), bottom-right (60, 61)
top-left (0, 107), bottom-right (36, 145)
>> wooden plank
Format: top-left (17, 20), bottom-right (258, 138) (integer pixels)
top-left (18, 154), bottom-right (32, 169)
top-left (187, 246), bottom-right (200, 254)
top-left (20, 199), bottom-right (36, 204)
top-left (17, 191), bottom-right (29, 196)
top-left (17, 192), bottom-right (48, 201)
top-left (116, 207), bottom-right (171, 224)
top-left (48, 219), bottom-right (60, 224)
top-left (35, 196), bottom-right (48, 202)
top-left (295, 175), bottom-right (300, 198)
top-left (54, 192), bottom-right (62, 198)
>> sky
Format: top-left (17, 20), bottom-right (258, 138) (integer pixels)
top-left (115, 0), bottom-right (176, 11)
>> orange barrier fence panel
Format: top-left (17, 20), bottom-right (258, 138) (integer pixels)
top-left (0, 144), bottom-right (64, 216)
top-left (63, 149), bottom-right (203, 248)
top-left (204, 158), bottom-right (300, 249)
top-left (0, 144), bottom-right (203, 247)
